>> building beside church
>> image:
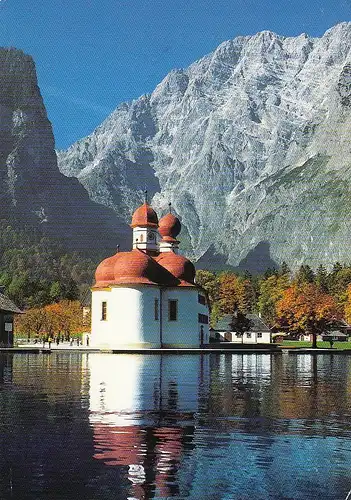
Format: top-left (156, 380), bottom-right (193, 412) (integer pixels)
top-left (211, 313), bottom-right (272, 344)
top-left (91, 201), bottom-right (209, 349)
top-left (0, 291), bottom-right (22, 347)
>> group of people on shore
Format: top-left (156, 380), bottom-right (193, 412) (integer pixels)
top-left (33, 336), bottom-right (85, 348)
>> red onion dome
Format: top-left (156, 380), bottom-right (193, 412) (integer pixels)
top-left (158, 212), bottom-right (181, 240)
top-left (95, 253), bottom-right (122, 287)
top-left (113, 249), bottom-right (177, 285)
top-left (130, 202), bottom-right (158, 228)
top-left (156, 252), bottom-right (196, 285)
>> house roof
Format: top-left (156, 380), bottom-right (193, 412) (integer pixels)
top-left (326, 319), bottom-right (351, 329)
top-left (322, 330), bottom-right (348, 338)
top-left (0, 293), bottom-right (22, 313)
top-left (246, 314), bottom-right (271, 333)
top-left (213, 313), bottom-right (271, 333)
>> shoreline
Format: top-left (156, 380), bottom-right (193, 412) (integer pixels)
top-left (1, 346), bottom-right (351, 354)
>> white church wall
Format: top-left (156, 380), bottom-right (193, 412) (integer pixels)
top-left (91, 285), bottom-right (161, 349)
top-left (161, 288), bottom-right (209, 347)
top-left (198, 292), bottom-right (210, 345)
top-left (91, 289), bottom-right (112, 347)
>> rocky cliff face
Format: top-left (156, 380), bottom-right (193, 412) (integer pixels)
top-left (0, 48), bottom-right (129, 254)
top-left (58, 23), bottom-right (351, 271)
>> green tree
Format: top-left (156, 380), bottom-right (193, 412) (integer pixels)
top-left (258, 273), bottom-right (291, 326)
top-left (195, 270), bottom-right (219, 305)
top-left (280, 261), bottom-right (291, 276)
top-left (315, 264), bottom-right (329, 293)
top-left (49, 281), bottom-right (62, 302)
top-left (218, 272), bottom-right (247, 315)
top-left (295, 265), bottom-right (315, 285)
top-left (263, 267), bottom-right (279, 279)
top-left (328, 266), bottom-right (351, 308)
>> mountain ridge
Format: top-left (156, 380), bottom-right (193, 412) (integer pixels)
top-left (58, 23), bottom-right (351, 271)
top-left (0, 47), bottom-right (130, 255)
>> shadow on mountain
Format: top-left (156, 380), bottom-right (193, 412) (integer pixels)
top-left (195, 241), bottom-right (279, 274)
top-left (236, 241), bottom-right (279, 274)
top-left (195, 245), bottom-right (236, 272)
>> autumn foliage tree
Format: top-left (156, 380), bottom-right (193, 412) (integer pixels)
top-left (258, 274), bottom-right (290, 326)
top-left (15, 307), bottom-right (47, 340)
top-left (15, 300), bottom-right (84, 341)
top-left (218, 273), bottom-right (247, 315)
top-left (343, 284), bottom-right (351, 324)
top-left (276, 283), bottom-right (340, 347)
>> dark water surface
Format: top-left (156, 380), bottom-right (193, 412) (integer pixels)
top-left (0, 352), bottom-right (350, 500)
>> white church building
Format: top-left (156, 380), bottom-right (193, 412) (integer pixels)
top-left (90, 200), bottom-right (209, 349)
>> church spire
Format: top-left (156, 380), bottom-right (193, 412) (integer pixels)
top-left (130, 200), bottom-right (159, 255)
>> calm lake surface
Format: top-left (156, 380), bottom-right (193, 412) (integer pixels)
top-left (0, 352), bottom-right (350, 500)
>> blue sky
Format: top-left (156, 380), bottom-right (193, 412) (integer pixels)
top-left (1, 0), bottom-right (350, 149)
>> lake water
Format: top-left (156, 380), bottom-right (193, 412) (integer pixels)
top-left (0, 352), bottom-right (350, 500)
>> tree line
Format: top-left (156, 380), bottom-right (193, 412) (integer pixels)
top-left (14, 300), bottom-right (87, 341)
top-left (196, 262), bottom-right (351, 347)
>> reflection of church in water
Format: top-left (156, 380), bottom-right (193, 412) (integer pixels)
top-left (88, 354), bottom-right (210, 499)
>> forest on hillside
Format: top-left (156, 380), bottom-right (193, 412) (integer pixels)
top-left (0, 221), bottom-right (98, 308)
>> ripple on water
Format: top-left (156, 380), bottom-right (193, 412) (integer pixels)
top-left (0, 352), bottom-right (351, 499)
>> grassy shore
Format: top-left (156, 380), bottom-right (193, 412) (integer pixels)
top-left (281, 340), bottom-right (351, 350)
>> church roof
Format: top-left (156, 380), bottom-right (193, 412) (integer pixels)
top-left (94, 249), bottom-right (196, 288)
top-left (112, 249), bottom-right (178, 286)
top-left (155, 252), bottom-right (195, 286)
top-left (94, 201), bottom-right (197, 289)
top-left (130, 202), bottom-right (158, 228)
top-left (158, 212), bottom-right (181, 240)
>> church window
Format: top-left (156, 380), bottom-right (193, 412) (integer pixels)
top-left (257, 332), bottom-right (262, 338)
top-left (140, 234), bottom-right (144, 242)
top-left (154, 298), bottom-right (159, 320)
top-left (168, 300), bottom-right (178, 321)
top-left (198, 313), bottom-right (208, 324)
top-left (101, 301), bottom-right (107, 321)
top-left (198, 294), bottom-right (206, 305)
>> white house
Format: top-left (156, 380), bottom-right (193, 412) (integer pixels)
top-left (211, 313), bottom-right (272, 344)
top-left (90, 201), bottom-right (209, 349)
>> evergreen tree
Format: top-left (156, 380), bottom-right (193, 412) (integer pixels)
top-left (332, 262), bottom-right (343, 274)
top-left (229, 309), bottom-right (253, 344)
top-left (263, 267), bottom-right (278, 279)
top-left (49, 281), bottom-right (62, 302)
top-left (315, 264), bottom-right (329, 292)
top-left (295, 264), bottom-right (315, 285)
top-left (280, 261), bottom-right (291, 276)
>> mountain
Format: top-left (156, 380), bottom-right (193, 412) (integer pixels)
top-left (0, 47), bottom-right (129, 254)
top-left (58, 23), bottom-right (351, 271)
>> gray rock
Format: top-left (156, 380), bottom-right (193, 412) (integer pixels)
top-left (0, 48), bottom-right (129, 254)
top-left (58, 23), bottom-right (351, 270)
